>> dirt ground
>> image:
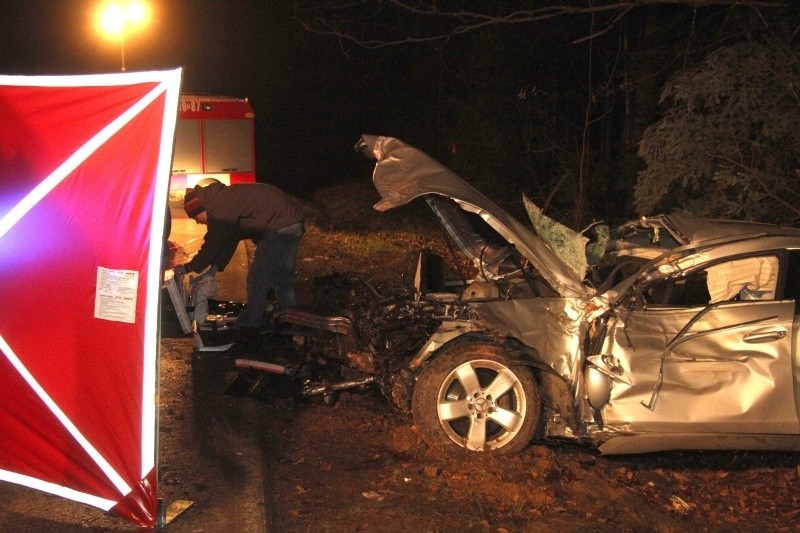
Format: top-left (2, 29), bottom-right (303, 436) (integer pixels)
top-left (227, 181), bottom-right (800, 532)
top-left (259, 394), bottom-right (800, 532)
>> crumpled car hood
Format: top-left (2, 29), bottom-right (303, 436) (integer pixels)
top-left (356, 135), bottom-right (589, 299)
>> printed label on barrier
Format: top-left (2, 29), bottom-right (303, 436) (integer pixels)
top-left (94, 266), bottom-right (138, 323)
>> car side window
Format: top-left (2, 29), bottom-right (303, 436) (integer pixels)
top-left (705, 256), bottom-right (778, 303)
top-left (783, 251), bottom-right (800, 311)
top-left (642, 255), bottom-right (779, 308)
top-left (643, 270), bottom-right (711, 307)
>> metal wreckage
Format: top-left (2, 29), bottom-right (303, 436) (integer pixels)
top-left (170, 135), bottom-right (800, 456)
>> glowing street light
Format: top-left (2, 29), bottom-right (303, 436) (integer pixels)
top-left (96, 0), bottom-right (151, 72)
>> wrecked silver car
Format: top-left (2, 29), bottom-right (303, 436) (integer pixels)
top-left (346, 134), bottom-right (800, 455)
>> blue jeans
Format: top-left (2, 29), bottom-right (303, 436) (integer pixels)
top-left (236, 222), bottom-right (304, 329)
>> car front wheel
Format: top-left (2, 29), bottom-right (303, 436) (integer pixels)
top-left (412, 343), bottom-right (540, 454)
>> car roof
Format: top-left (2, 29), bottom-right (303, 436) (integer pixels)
top-left (666, 215), bottom-right (800, 245)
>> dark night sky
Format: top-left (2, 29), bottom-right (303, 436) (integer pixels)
top-left (0, 1), bottom-right (398, 194)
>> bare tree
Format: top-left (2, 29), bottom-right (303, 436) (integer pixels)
top-left (294, 0), bottom-right (797, 228)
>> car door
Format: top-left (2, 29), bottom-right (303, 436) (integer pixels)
top-left (599, 252), bottom-right (800, 435)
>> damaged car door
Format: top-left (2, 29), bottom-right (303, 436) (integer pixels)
top-left (596, 251), bottom-right (800, 454)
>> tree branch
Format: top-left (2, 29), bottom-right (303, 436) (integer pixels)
top-left (295, 0), bottom-right (788, 49)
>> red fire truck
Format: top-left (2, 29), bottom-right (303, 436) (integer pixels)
top-left (169, 94), bottom-right (256, 199)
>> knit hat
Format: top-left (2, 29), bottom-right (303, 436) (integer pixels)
top-left (183, 188), bottom-right (205, 218)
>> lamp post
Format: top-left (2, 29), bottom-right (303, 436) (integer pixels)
top-left (96, 1), bottom-right (151, 72)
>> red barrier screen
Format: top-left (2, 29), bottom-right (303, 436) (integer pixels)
top-left (0, 70), bottom-right (181, 528)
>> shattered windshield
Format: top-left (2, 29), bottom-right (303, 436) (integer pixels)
top-left (522, 196), bottom-right (611, 280)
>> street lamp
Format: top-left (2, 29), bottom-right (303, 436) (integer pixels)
top-left (96, 0), bottom-right (151, 72)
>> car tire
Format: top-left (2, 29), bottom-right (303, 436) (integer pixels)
top-left (412, 342), bottom-right (540, 454)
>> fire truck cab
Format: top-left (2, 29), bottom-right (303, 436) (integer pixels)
top-left (169, 94), bottom-right (256, 200)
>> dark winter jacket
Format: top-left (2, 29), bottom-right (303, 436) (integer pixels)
top-left (185, 182), bottom-right (305, 273)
